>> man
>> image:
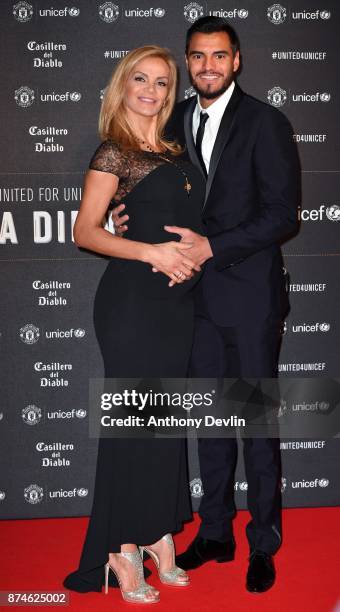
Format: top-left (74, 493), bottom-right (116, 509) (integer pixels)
top-left (113, 17), bottom-right (300, 592)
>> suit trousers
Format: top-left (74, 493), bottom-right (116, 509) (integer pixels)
top-left (189, 311), bottom-right (283, 555)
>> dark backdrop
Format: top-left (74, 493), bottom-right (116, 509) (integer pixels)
top-left (0, 0), bottom-right (339, 518)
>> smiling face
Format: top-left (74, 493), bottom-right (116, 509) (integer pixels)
top-left (123, 56), bottom-right (170, 119)
top-left (186, 31), bottom-right (240, 106)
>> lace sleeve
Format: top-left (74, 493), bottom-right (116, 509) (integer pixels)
top-left (88, 140), bottom-right (128, 178)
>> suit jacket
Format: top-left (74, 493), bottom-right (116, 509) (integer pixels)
top-left (166, 84), bottom-right (301, 326)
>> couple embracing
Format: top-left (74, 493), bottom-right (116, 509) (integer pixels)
top-left (63, 16), bottom-right (300, 603)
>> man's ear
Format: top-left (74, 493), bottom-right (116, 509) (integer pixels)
top-left (185, 53), bottom-right (189, 70)
top-left (233, 51), bottom-right (240, 73)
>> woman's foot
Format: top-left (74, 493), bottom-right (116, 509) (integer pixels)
top-left (108, 547), bottom-right (160, 602)
top-left (143, 534), bottom-right (189, 585)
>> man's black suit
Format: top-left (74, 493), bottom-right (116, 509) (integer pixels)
top-left (167, 84), bottom-right (300, 555)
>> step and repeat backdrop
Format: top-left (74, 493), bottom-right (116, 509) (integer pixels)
top-left (0, 0), bottom-right (339, 518)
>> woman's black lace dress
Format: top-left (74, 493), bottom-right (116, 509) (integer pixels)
top-left (63, 141), bottom-right (205, 592)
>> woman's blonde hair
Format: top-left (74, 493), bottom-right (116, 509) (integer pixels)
top-left (99, 45), bottom-right (182, 155)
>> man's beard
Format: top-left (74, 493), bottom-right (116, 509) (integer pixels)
top-left (190, 73), bottom-right (233, 100)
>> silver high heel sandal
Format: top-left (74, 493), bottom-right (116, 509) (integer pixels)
top-left (104, 549), bottom-right (160, 604)
top-left (140, 534), bottom-right (190, 587)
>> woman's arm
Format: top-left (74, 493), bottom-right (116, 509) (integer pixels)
top-left (74, 169), bottom-right (200, 284)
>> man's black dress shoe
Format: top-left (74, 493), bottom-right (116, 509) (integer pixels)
top-left (246, 551), bottom-right (275, 593)
top-left (175, 536), bottom-right (235, 570)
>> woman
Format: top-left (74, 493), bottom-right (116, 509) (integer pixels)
top-left (63, 46), bottom-right (205, 604)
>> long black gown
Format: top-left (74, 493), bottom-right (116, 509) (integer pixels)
top-left (63, 140), bottom-right (205, 592)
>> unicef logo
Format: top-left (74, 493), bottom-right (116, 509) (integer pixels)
top-left (68, 7), bottom-right (80, 17)
top-left (154, 8), bottom-right (165, 17)
top-left (239, 481), bottom-right (248, 491)
top-left (318, 478), bottom-right (329, 487)
top-left (326, 204), bottom-right (340, 221)
top-left (267, 86), bottom-right (287, 107)
top-left (24, 484), bottom-right (44, 504)
top-left (319, 322), bottom-right (330, 332)
top-left (320, 92), bottom-right (331, 102)
top-left (100, 88), bottom-right (107, 100)
top-left (77, 488), bottom-right (89, 497)
top-left (76, 408), bottom-right (87, 418)
top-left (280, 320), bottom-right (288, 335)
top-left (190, 478), bottom-right (203, 498)
top-left (320, 10), bottom-right (331, 19)
top-left (184, 2), bottom-right (204, 23)
top-left (238, 9), bottom-right (248, 18)
top-left (319, 402), bottom-right (329, 411)
top-left (20, 323), bottom-right (40, 344)
top-left (70, 92), bottom-right (81, 102)
top-left (281, 477), bottom-right (287, 492)
top-left (99, 2), bottom-right (119, 22)
top-left (74, 328), bottom-right (86, 337)
top-left (0, 491), bottom-right (6, 501)
top-left (15, 85), bottom-right (35, 107)
top-left (22, 404), bottom-right (42, 425)
top-left (184, 86), bottom-right (196, 99)
top-left (13, 1), bottom-right (33, 22)
top-left (267, 3), bottom-right (286, 24)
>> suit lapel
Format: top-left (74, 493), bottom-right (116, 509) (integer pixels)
top-left (183, 96), bottom-right (207, 180)
top-left (204, 84), bottom-right (244, 207)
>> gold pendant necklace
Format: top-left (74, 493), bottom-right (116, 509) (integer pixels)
top-left (137, 139), bottom-right (192, 197)
top-left (158, 154), bottom-right (192, 197)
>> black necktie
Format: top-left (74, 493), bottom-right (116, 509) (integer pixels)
top-left (195, 111), bottom-right (209, 177)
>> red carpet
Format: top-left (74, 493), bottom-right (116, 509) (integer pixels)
top-left (1, 509), bottom-right (339, 611)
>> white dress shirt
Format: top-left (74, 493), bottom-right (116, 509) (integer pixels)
top-left (192, 80), bottom-right (235, 174)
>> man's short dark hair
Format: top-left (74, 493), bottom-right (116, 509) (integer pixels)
top-left (185, 16), bottom-right (240, 56)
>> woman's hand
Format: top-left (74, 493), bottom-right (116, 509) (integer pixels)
top-left (111, 204), bottom-right (202, 286)
top-left (145, 241), bottom-right (201, 287)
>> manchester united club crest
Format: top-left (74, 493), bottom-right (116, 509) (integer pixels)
top-left (13, 1), bottom-right (33, 22)
top-left (184, 2), bottom-right (204, 24)
top-left (99, 2), bottom-right (119, 22)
